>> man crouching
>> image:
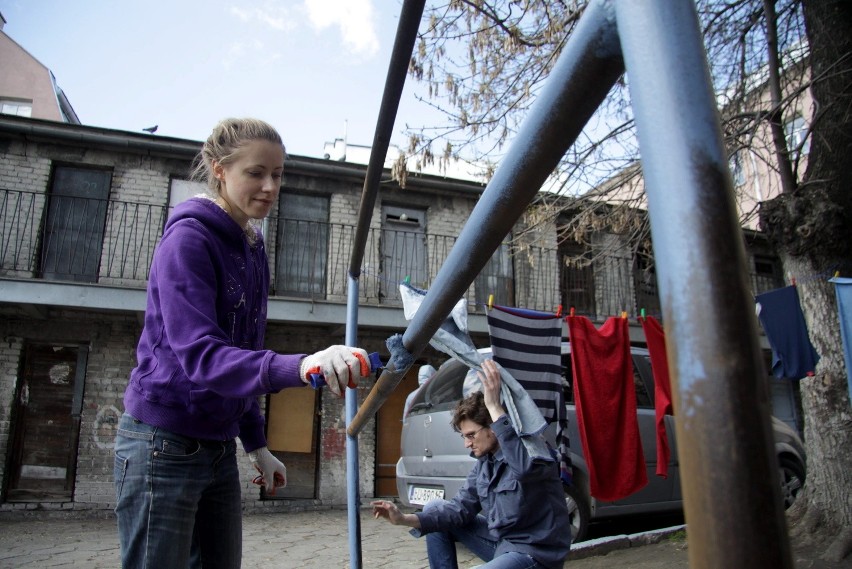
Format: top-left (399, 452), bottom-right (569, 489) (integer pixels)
top-left (372, 359), bottom-right (572, 569)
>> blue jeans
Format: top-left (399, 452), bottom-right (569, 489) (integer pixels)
top-left (114, 414), bottom-right (242, 569)
top-left (425, 513), bottom-right (545, 569)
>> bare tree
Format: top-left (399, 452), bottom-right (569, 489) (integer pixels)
top-left (403, 0), bottom-right (852, 559)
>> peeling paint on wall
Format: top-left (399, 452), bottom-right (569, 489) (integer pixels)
top-left (48, 363), bottom-right (71, 385)
top-left (93, 404), bottom-right (121, 449)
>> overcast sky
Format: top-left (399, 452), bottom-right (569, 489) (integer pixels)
top-left (1, 0), bottom-right (444, 159)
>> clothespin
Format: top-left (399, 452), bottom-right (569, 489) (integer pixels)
top-left (791, 277), bottom-right (797, 286)
top-left (621, 311), bottom-right (628, 319)
top-left (835, 271), bottom-right (841, 278)
top-left (555, 305), bottom-right (563, 318)
top-left (403, 275), bottom-right (411, 285)
top-left (640, 308), bottom-right (646, 319)
top-left (569, 307), bottom-right (575, 317)
top-left (488, 294), bottom-right (494, 310)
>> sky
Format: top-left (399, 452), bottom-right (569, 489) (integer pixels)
top-left (0, 0), bottom-right (445, 159)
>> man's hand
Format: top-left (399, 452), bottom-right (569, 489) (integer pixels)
top-left (478, 359), bottom-right (506, 420)
top-left (248, 447), bottom-right (287, 495)
top-left (300, 346), bottom-right (370, 396)
top-left (370, 500), bottom-right (420, 529)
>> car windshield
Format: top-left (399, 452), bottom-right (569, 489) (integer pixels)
top-left (408, 359), bottom-right (468, 416)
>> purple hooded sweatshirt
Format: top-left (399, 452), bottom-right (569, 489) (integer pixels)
top-left (124, 197), bottom-right (305, 451)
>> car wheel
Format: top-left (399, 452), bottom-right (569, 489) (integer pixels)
top-left (778, 456), bottom-right (805, 509)
top-left (563, 483), bottom-right (591, 543)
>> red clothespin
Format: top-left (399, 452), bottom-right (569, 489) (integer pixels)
top-left (791, 277), bottom-right (797, 286)
top-left (569, 307), bottom-right (575, 317)
top-left (555, 305), bottom-right (563, 318)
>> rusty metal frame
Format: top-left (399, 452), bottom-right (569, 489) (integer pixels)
top-left (346, 0), bottom-right (793, 567)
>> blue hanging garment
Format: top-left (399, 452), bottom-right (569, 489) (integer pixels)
top-left (755, 285), bottom-right (819, 379)
top-left (829, 276), bottom-right (852, 406)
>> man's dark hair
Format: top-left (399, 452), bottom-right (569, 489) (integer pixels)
top-left (451, 391), bottom-right (493, 431)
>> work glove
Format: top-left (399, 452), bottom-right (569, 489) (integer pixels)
top-left (299, 345), bottom-right (370, 397)
top-left (248, 446), bottom-right (287, 495)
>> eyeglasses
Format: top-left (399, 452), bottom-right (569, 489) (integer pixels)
top-left (460, 426), bottom-right (486, 441)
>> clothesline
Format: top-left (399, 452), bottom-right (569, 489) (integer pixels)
top-left (782, 262), bottom-right (849, 287)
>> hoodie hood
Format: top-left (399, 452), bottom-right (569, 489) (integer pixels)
top-left (167, 197), bottom-right (255, 244)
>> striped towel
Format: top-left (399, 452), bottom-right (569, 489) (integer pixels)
top-left (487, 305), bottom-right (573, 483)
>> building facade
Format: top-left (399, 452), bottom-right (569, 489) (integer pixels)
top-left (0, 114), bottom-right (793, 517)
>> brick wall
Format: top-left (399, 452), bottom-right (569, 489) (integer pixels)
top-left (0, 306), bottom-right (391, 516)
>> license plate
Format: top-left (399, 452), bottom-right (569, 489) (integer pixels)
top-left (409, 486), bottom-right (444, 505)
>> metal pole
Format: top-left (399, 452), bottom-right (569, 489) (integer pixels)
top-left (349, 0), bottom-right (625, 436)
top-left (349, 0), bottom-right (427, 278)
top-left (614, 0), bottom-right (793, 567)
top-left (344, 277), bottom-right (362, 568)
top-left (343, 2), bottom-right (425, 568)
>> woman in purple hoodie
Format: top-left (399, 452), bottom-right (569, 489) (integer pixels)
top-left (114, 118), bottom-right (368, 568)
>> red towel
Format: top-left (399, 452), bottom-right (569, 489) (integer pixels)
top-left (567, 316), bottom-right (647, 501)
top-left (639, 316), bottom-right (674, 478)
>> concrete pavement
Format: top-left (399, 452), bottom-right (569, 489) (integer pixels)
top-left (0, 507), bottom-right (687, 568)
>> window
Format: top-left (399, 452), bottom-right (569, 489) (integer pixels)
top-left (785, 115), bottom-right (810, 160)
top-left (275, 193), bottom-right (329, 298)
top-left (560, 241), bottom-right (595, 317)
top-left (380, 205), bottom-right (427, 303)
top-left (168, 179), bottom-right (206, 217)
top-left (41, 165), bottom-right (112, 282)
top-left (751, 254), bottom-right (783, 295)
top-left (633, 250), bottom-right (660, 316)
top-left (0, 98), bottom-right (33, 117)
top-left (475, 240), bottom-right (514, 307)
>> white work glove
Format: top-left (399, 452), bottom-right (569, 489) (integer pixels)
top-left (248, 447), bottom-right (287, 495)
top-left (299, 345), bottom-right (370, 397)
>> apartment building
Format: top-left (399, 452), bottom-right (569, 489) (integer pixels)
top-left (0, 14), bottom-right (79, 125)
top-left (0, 11), bottom-right (798, 514)
top-left (0, 113), bottom-right (799, 516)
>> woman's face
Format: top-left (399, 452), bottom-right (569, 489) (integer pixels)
top-left (214, 139), bottom-right (284, 226)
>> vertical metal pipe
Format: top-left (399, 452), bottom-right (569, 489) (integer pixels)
top-left (614, 1), bottom-right (793, 567)
top-left (343, 2), bottom-right (425, 567)
top-left (349, 0), bottom-right (624, 436)
top-left (344, 276), bottom-right (362, 569)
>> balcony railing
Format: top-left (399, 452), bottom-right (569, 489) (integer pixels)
top-left (0, 188), bottom-right (780, 318)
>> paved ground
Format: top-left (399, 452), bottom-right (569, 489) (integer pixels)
top-left (0, 508), bottom-right (847, 568)
top-left (0, 508), bottom-right (682, 568)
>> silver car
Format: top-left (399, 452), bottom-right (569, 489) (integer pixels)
top-left (396, 344), bottom-right (807, 542)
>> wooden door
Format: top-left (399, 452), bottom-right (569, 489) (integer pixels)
top-left (375, 367), bottom-right (419, 497)
top-left (7, 344), bottom-right (86, 502)
top-left (265, 387), bottom-right (319, 499)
